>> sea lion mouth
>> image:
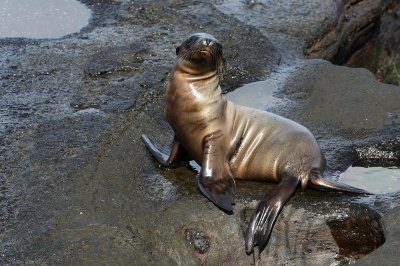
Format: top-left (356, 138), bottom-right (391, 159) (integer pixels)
top-left (196, 49), bottom-right (213, 59)
top-left (200, 50), bottom-right (211, 56)
top-left (183, 46), bottom-right (215, 60)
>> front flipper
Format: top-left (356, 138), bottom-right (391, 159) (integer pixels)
top-left (198, 173), bottom-right (236, 212)
top-left (245, 175), bottom-right (299, 254)
top-left (141, 134), bottom-right (188, 168)
top-left (198, 132), bottom-right (236, 212)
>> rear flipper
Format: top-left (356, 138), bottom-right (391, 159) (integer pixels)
top-left (245, 175), bottom-right (299, 254)
top-left (309, 175), bottom-right (372, 194)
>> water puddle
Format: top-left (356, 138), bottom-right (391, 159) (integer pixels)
top-left (0, 0), bottom-right (91, 39)
top-left (328, 213), bottom-right (385, 261)
top-left (340, 166), bottom-right (400, 194)
top-left (225, 79), bottom-right (281, 109)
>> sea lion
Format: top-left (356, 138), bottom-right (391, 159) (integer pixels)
top-left (141, 33), bottom-right (370, 254)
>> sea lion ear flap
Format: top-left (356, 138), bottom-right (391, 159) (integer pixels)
top-left (176, 46), bottom-right (181, 55)
top-left (222, 57), bottom-right (227, 68)
top-left (218, 56), bottom-right (226, 73)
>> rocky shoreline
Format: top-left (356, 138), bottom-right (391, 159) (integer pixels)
top-left (1, 0), bottom-right (399, 265)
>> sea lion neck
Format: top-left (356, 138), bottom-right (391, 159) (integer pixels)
top-left (175, 58), bottom-right (218, 80)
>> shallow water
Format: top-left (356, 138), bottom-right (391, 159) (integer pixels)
top-left (225, 79), bottom-right (280, 109)
top-left (340, 166), bottom-right (400, 194)
top-left (0, 0), bottom-right (91, 39)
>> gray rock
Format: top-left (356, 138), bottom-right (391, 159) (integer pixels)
top-left (1, 0), bottom-right (399, 265)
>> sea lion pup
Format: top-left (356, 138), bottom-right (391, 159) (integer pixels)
top-left (141, 33), bottom-right (370, 254)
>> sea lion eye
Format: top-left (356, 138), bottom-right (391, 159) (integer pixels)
top-left (176, 46), bottom-right (181, 55)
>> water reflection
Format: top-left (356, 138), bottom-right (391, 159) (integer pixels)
top-left (0, 0), bottom-right (91, 39)
top-left (340, 166), bottom-right (400, 194)
top-left (225, 79), bottom-right (280, 109)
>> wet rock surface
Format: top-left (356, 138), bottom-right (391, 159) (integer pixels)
top-left (0, 0), bottom-right (399, 265)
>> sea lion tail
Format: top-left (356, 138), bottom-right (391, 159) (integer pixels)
top-left (309, 172), bottom-right (372, 194)
top-left (245, 175), bottom-right (299, 254)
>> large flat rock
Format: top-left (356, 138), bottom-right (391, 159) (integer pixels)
top-left (1, 0), bottom-right (399, 265)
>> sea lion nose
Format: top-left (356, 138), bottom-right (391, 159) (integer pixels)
top-left (202, 39), bottom-right (212, 46)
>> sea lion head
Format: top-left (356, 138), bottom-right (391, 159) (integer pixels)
top-left (175, 33), bottom-right (225, 73)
